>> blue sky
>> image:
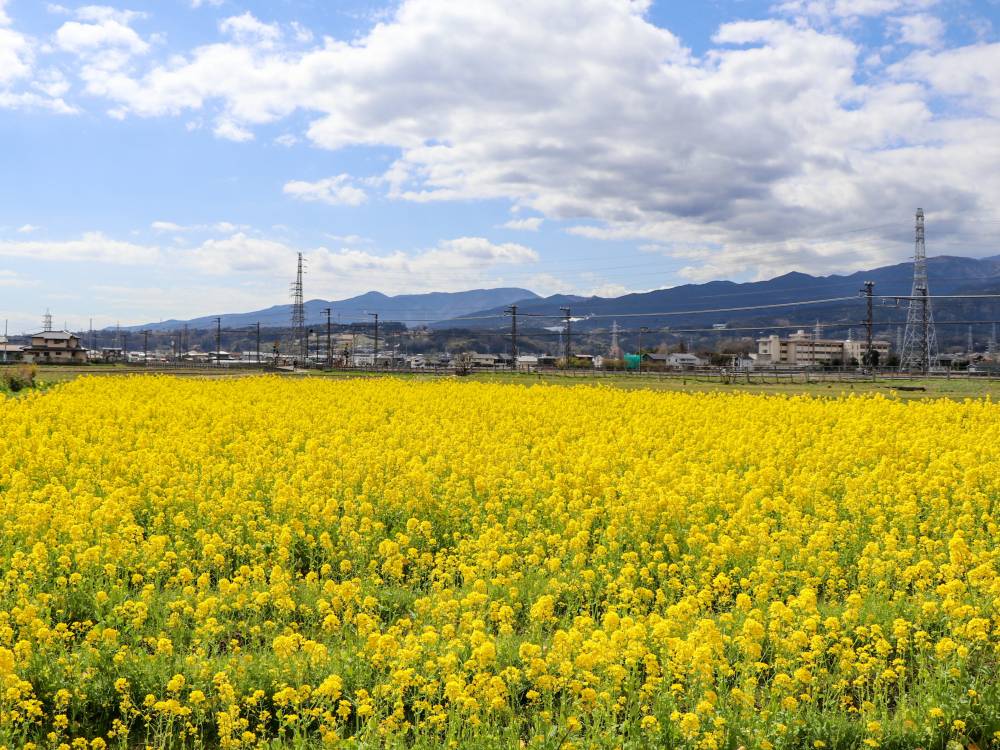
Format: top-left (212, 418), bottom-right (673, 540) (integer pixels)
top-left (0, 0), bottom-right (998, 332)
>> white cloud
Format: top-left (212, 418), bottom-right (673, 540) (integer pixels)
top-left (151, 220), bottom-right (184, 231)
top-left (191, 0), bottom-right (224, 7)
top-left (75, 6), bottom-right (146, 24)
top-left (274, 133), bottom-right (297, 146)
top-left (0, 270), bottom-right (35, 288)
top-left (16, 223), bottom-right (39, 233)
top-left (890, 13), bottom-right (945, 47)
top-left (892, 43), bottom-right (1000, 116)
top-left (776, 0), bottom-right (938, 21)
top-left (219, 12), bottom-right (280, 47)
top-left (501, 217), bottom-right (543, 231)
top-left (0, 27), bottom-right (32, 87)
top-left (186, 233), bottom-right (293, 274)
top-left (283, 175), bottom-right (367, 206)
top-left (0, 232), bottom-right (160, 263)
top-left (213, 118), bottom-right (254, 141)
top-left (151, 220), bottom-right (249, 232)
top-left (181, 232), bottom-right (538, 295)
top-left (0, 0), bottom-right (9, 25)
top-left (55, 17), bottom-right (148, 55)
top-left (21, 0), bottom-right (1000, 280)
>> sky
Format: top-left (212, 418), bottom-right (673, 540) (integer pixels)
top-left (0, 0), bottom-right (999, 332)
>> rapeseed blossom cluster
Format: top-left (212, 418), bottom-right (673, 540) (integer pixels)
top-left (0, 376), bottom-right (998, 749)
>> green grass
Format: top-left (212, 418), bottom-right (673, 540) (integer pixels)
top-left (29, 364), bottom-right (1000, 400)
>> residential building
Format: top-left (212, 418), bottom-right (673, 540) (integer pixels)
top-left (756, 330), bottom-right (889, 366)
top-left (0, 336), bottom-right (25, 363)
top-left (22, 330), bottom-right (88, 364)
top-left (643, 352), bottom-right (705, 369)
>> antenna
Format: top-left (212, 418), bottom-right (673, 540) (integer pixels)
top-left (899, 208), bottom-right (939, 372)
top-left (43, 309), bottom-right (53, 332)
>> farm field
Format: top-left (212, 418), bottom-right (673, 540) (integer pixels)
top-left (0, 376), bottom-right (999, 749)
top-left (23, 363), bottom-right (1000, 401)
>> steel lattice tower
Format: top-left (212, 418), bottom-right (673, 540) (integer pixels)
top-left (609, 320), bottom-right (621, 358)
top-left (290, 252), bottom-right (306, 359)
top-left (898, 208), bottom-right (938, 372)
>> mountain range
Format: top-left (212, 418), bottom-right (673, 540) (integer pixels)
top-left (433, 254), bottom-right (1000, 334)
top-left (129, 288), bottom-right (539, 331)
top-left (128, 254), bottom-right (1000, 337)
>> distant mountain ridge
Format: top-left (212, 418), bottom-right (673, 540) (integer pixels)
top-left (432, 254), bottom-right (1000, 331)
top-left (127, 288), bottom-right (540, 331)
top-left (126, 254), bottom-right (1000, 334)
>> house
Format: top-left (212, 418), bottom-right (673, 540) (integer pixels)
top-left (664, 353), bottom-right (704, 369)
top-left (516, 354), bottom-right (539, 370)
top-left (470, 353), bottom-right (499, 369)
top-left (643, 352), bottom-right (704, 369)
top-left (0, 336), bottom-right (25, 363)
top-left (22, 330), bottom-right (88, 364)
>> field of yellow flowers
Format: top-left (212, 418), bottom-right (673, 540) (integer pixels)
top-left (0, 376), bottom-right (998, 750)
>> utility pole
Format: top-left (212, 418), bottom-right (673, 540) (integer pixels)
top-left (638, 326), bottom-right (649, 374)
top-left (141, 329), bottom-right (150, 367)
top-left (122, 330), bottom-right (128, 364)
top-left (369, 312), bottom-right (379, 369)
top-left (505, 305), bottom-right (518, 369)
top-left (255, 322), bottom-right (261, 366)
top-left (862, 280), bottom-right (874, 372)
top-left (214, 316), bottom-right (222, 366)
top-left (323, 308), bottom-right (332, 369)
top-left (560, 306), bottom-right (571, 366)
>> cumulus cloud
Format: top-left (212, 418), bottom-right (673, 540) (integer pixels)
top-left (55, 11), bottom-right (149, 55)
top-left (16, 223), bottom-right (39, 233)
top-left (892, 42), bottom-right (1000, 116)
top-left (0, 26), bottom-right (32, 87)
top-left (0, 232), bottom-right (160, 263)
top-left (219, 12), bottom-right (281, 47)
top-left (890, 13), bottom-right (946, 47)
top-left (18, 0), bottom-right (1000, 279)
top-left (151, 220), bottom-right (248, 232)
top-left (283, 175), bottom-right (367, 206)
top-left (180, 232), bottom-right (539, 295)
top-left (0, 0), bottom-right (9, 25)
top-left (501, 217), bottom-right (543, 231)
top-left (776, 0), bottom-right (939, 21)
top-left (213, 118), bottom-right (254, 141)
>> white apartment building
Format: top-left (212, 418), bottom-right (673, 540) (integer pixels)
top-left (757, 330), bottom-right (890, 366)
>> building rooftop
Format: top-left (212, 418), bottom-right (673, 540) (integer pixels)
top-left (29, 330), bottom-right (78, 340)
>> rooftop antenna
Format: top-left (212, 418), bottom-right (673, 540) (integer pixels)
top-left (899, 208), bottom-right (939, 372)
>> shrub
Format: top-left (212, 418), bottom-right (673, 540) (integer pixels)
top-left (1, 363), bottom-right (37, 392)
